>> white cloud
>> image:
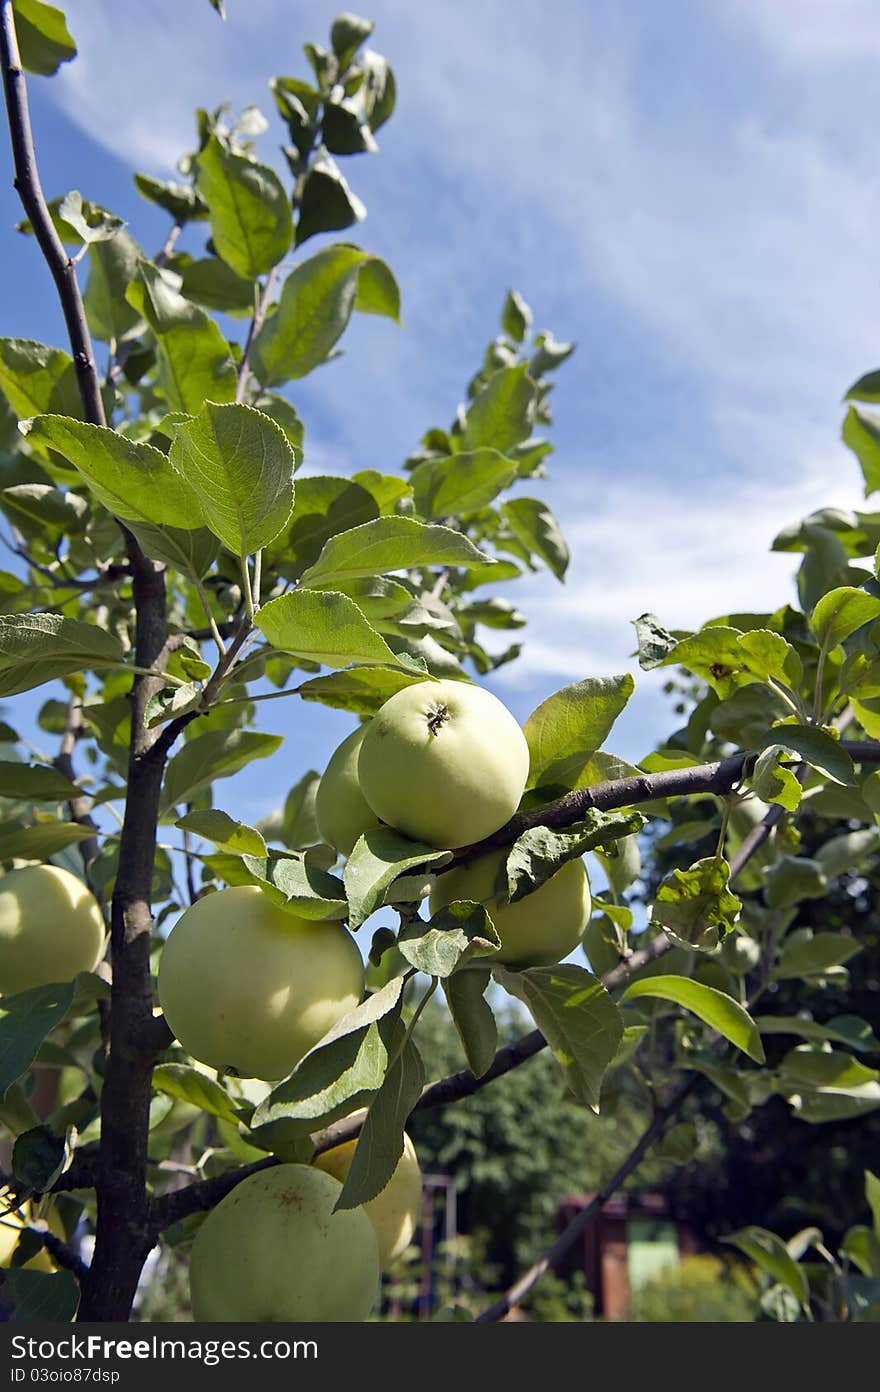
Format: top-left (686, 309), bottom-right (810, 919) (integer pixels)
top-left (50, 0), bottom-right (879, 722)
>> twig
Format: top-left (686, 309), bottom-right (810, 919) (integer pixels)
top-left (53, 695), bottom-right (103, 892)
top-left (0, 2), bottom-right (105, 427)
top-left (236, 267), bottom-right (278, 403)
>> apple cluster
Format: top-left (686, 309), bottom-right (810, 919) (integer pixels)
top-left (0, 680), bottom-right (592, 1320)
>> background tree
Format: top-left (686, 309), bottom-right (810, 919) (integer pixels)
top-left (0, 0), bottom-right (877, 1326)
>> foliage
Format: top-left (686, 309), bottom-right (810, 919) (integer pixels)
top-left (628, 1255), bottom-right (758, 1323)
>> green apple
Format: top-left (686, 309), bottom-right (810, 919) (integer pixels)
top-left (0, 864), bottom-right (105, 995)
top-left (430, 848), bottom-right (591, 968)
top-left (314, 1122), bottom-right (421, 1268)
top-left (189, 1164), bottom-right (379, 1322)
top-left (158, 886), bottom-right (364, 1080)
top-left (357, 679), bottom-right (530, 849)
top-left (315, 725), bottom-right (381, 856)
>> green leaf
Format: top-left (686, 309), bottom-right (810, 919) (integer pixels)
top-left (296, 664), bottom-right (430, 715)
top-left (495, 968), bottom-right (618, 1108)
top-left (151, 1064), bottom-right (239, 1123)
top-left (633, 613), bottom-right (679, 670)
top-left (841, 1226), bottom-right (880, 1279)
top-left (0, 613), bottom-right (124, 696)
top-left (658, 1121), bottom-right (699, 1166)
top-left (754, 1014), bottom-right (879, 1052)
top-left (23, 416), bottom-right (203, 530)
top-left (335, 1037), bottom-right (425, 1211)
top-left (501, 289), bottom-right (532, 344)
top-left (257, 590), bottom-right (408, 669)
top-left (398, 902), bottom-right (500, 977)
top-left (175, 809), bottom-right (267, 858)
top-left (295, 157), bottom-right (366, 247)
top-left (523, 675), bottom-right (634, 788)
top-left (771, 930), bottom-right (862, 979)
top-left (54, 191), bottom-right (121, 246)
top-left (322, 100), bottom-right (377, 156)
top-left (0, 819), bottom-right (94, 860)
top-left (362, 50), bottom-right (395, 131)
top-left (764, 858), bottom-right (828, 911)
top-left (330, 12), bottom-right (374, 64)
top-left (126, 261), bottom-right (236, 413)
top-left (196, 136), bottom-right (292, 279)
top-left (12, 0), bottom-right (76, 76)
top-left (133, 173), bottom-right (208, 223)
top-left (502, 497), bottom-right (570, 579)
top-left (161, 728), bottom-right (283, 811)
top-left (846, 370), bottom-right (880, 404)
top-left (12, 1123), bottom-right (69, 1190)
top-left (0, 338), bottom-right (80, 421)
top-left (299, 516), bottom-right (491, 590)
top-left (504, 811), bottom-right (645, 902)
top-left (867, 1171), bottom-right (880, 1238)
top-left (0, 980), bottom-right (76, 1100)
top-left (444, 967), bottom-right (497, 1078)
top-left (410, 448), bottom-right (517, 520)
top-left (127, 521), bottom-right (219, 580)
top-left (463, 365), bottom-right (534, 453)
top-left (0, 761), bottom-right (78, 802)
top-left (751, 746), bottom-right (803, 811)
top-left (812, 585), bottom-right (880, 649)
top-left (252, 245), bottom-right (399, 386)
top-left (815, 827), bottom-right (879, 879)
top-left (622, 975), bottom-right (765, 1063)
top-left (778, 1047), bottom-right (879, 1091)
top-left (179, 257), bottom-right (255, 318)
top-left (530, 332), bottom-right (575, 376)
top-left (494, 964), bottom-right (624, 1110)
top-left (2, 1269), bottom-right (79, 1323)
top-left (1, 483), bottom-right (87, 535)
top-left (723, 1227), bottom-right (809, 1311)
top-left (206, 850), bottom-right (347, 919)
top-left (169, 402), bottom-right (295, 554)
top-left (738, 629), bottom-right (803, 689)
top-left (83, 229), bottom-right (143, 344)
top-left (650, 857), bottom-right (741, 952)
top-left (756, 725), bottom-right (855, 787)
top-left (842, 405), bottom-right (880, 496)
top-left (252, 978), bottom-right (405, 1139)
top-left (792, 1086), bottom-right (880, 1124)
top-left (353, 257), bottom-right (400, 320)
top-left (267, 475), bottom-right (379, 579)
top-left (343, 827), bottom-right (452, 930)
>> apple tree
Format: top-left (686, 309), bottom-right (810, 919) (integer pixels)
top-left (0, 0), bottom-right (878, 1324)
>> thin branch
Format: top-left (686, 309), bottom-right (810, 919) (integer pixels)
top-left (155, 220), bottom-right (183, 269)
top-left (53, 695), bottom-right (103, 896)
top-left (474, 1075), bottom-right (700, 1321)
top-left (28, 1225), bottom-right (89, 1283)
top-left (236, 266), bottom-right (278, 403)
top-left (0, 2), bottom-right (105, 427)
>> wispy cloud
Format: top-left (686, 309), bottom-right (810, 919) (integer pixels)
top-left (52, 0), bottom-right (876, 737)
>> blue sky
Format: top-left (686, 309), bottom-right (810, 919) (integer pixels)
top-left (1, 0), bottom-right (877, 827)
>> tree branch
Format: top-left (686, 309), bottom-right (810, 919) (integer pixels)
top-left (0, 4), bottom-right (183, 1320)
top-left (450, 746), bottom-right (880, 865)
top-left (236, 266), bottom-right (278, 403)
top-left (149, 742), bottom-right (834, 1234)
